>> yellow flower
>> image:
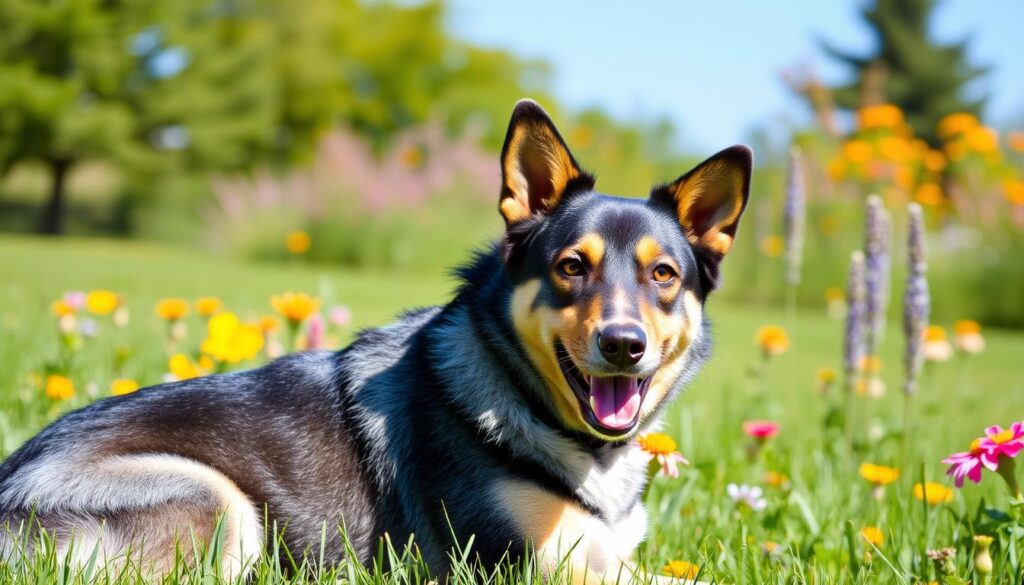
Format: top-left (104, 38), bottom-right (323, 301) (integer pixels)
top-left (859, 355), bottom-right (882, 374)
top-left (859, 463), bottom-right (900, 486)
top-left (285, 230), bottom-right (312, 254)
top-left (937, 112), bottom-right (978, 138)
top-left (661, 560), bottom-right (700, 580)
top-left (259, 315), bottom-right (281, 334)
top-left (842, 140), bottom-right (873, 165)
top-left (914, 482), bottom-right (954, 505)
top-left (1004, 180), bottom-right (1024, 206)
top-left (764, 471), bottom-right (789, 488)
top-left (965, 126), bottom-right (998, 154)
top-left (86, 290), bottom-right (120, 316)
top-left (824, 286), bottom-right (844, 304)
top-left (111, 378), bottom-right (140, 396)
top-left (925, 325), bottom-right (946, 342)
top-left (861, 526), bottom-right (884, 547)
top-left (815, 367), bottom-right (837, 389)
top-left (201, 312), bottom-right (264, 364)
top-left (45, 374), bottom-right (74, 401)
top-left (195, 297), bottom-right (223, 317)
top-left (51, 300), bottom-right (75, 317)
top-left (954, 320), bottom-right (984, 354)
top-left (915, 183), bottom-right (944, 206)
top-left (755, 325), bottom-right (789, 356)
top-left (827, 157), bottom-right (847, 181)
top-left (155, 298), bottom-right (189, 321)
top-left (271, 292), bottom-right (320, 324)
top-left (858, 104), bottom-right (903, 129)
top-left (759, 234), bottom-right (784, 258)
top-left (637, 433), bottom-right (678, 456)
top-left (922, 150), bottom-right (946, 172)
top-left (878, 136), bottom-right (910, 162)
top-left (168, 354), bottom-right (203, 380)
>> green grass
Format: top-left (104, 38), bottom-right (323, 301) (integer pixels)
top-left (2, 233), bottom-right (1024, 583)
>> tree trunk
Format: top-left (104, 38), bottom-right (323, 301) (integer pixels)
top-left (40, 158), bottom-right (72, 235)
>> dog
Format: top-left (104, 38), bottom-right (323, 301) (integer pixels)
top-left (0, 100), bottom-right (751, 583)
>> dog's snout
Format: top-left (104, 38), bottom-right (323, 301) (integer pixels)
top-left (597, 324), bottom-right (646, 367)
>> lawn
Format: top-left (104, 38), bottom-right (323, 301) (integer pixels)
top-left (1, 233), bottom-right (1023, 583)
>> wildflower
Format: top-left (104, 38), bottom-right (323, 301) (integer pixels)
top-left (755, 325), bottom-right (789, 357)
top-left (922, 150), bottom-right (946, 172)
top-left (637, 433), bottom-right (689, 478)
top-left (943, 439), bottom-right (987, 487)
top-left (842, 140), bottom-right (873, 164)
top-left (863, 196), bottom-right (891, 364)
top-left (843, 251), bottom-right (867, 391)
top-left (1009, 131), bottom-right (1024, 152)
top-left (110, 379), bottom-right (140, 396)
top-left (86, 290), bottom-right (120, 316)
top-left (973, 535), bottom-right (993, 577)
top-left (155, 298), bottom-right (189, 321)
top-left (201, 312), bottom-right (264, 364)
top-left (783, 147), bottom-right (806, 286)
top-left (259, 315), bottom-right (281, 334)
top-left (903, 204), bottom-right (929, 394)
top-left (954, 320), bottom-right (984, 354)
top-left (860, 526), bottom-right (884, 547)
top-left (914, 183), bottom-right (944, 206)
top-left (759, 234), bottom-right (783, 258)
top-left (271, 292), bottom-right (320, 324)
top-left (45, 374), bottom-right (74, 401)
top-left (913, 482), bottom-right (953, 505)
top-left (964, 126), bottom-right (998, 154)
top-left (305, 314), bottom-right (327, 350)
top-left (285, 230), bottom-right (311, 254)
top-left (168, 354), bottom-right (204, 381)
top-left (764, 471), bottom-right (789, 488)
top-left (743, 420), bottom-right (778, 440)
top-left (859, 463), bottom-right (900, 486)
top-left (64, 291), bottom-right (86, 311)
top-left (194, 297), bottom-right (223, 317)
top-left (661, 560), bottom-right (699, 580)
top-left (329, 305), bottom-right (352, 328)
top-left (1005, 179), bottom-right (1024, 206)
top-left (726, 483), bottom-right (767, 512)
top-left (51, 299), bottom-right (75, 317)
top-left (937, 112), bottom-right (978, 138)
top-left (923, 326), bottom-right (953, 362)
top-left (815, 367), bottom-right (837, 393)
top-left (927, 548), bottom-right (957, 577)
top-left (859, 355), bottom-right (882, 375)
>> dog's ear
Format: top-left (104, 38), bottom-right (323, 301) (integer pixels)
top-left (651, 145), bottom-right (752, 289)
top-left (499, 99), bottom-right (592, 227)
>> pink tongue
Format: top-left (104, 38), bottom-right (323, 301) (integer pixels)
top-left (589, 376), bottom-right (641, 430)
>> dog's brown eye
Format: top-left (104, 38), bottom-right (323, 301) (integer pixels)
top-left (558, 258), bottom-right (585, 277)
top-left (652, 264), bottom-right (676, 283)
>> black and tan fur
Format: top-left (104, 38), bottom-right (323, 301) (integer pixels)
top-left (0, 100), bottom-right (752, 583)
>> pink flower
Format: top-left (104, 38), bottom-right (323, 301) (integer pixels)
top-left (743, 420), bottom-right (779, 440)
top-left (328, 305), bottom-right (352, 328)
top-left (306, 314), bottom-right (326, 350)
top-left (943, 440), bottom-right (988, 487)
top-left (978, 423), bottom-right (1024, 460)
top-left (637, 433), bottom-right (690, 478)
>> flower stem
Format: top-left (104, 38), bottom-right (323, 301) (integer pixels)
top-left (997, 457), bottom-right (1023, 500)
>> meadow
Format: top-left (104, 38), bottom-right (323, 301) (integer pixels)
top-left (1, 231), bottom-right (1023, 584)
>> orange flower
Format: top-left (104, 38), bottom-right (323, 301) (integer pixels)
top-left (878, 136), bottom-right (910, 162)
top-left (661, 560), bottom-right (700, 580)
top-left (756, 325), bottom-right (789, 356)
top-left (842, 140), bottom-right (873, 164)
top-left (915, 183), bottom-right (944, 207)
top-left (937, 112), bottom-right (978, 138)
top-left (858, 104), bottom-right (903, 129)
top-left (285, 230), bottom-right (311, 254)
top-left (1009, 131), bottom-right (1024, 153)
top-left (827, 157), bottom-right (847, 181)
top-left (914, 482), bottom-right (953, 505)
top-left (259, 315), bottom-right (281, 334)
top-left (155, 298), bottom-right (189, 321)
top-left (271, 292), bottom-right (320, 324)
top-left (965, 126), bottom-right (998, 154)
top-left (922, 150), bottom-right (946, 172)
top-left (954, 320), bottom-right (984, 354)
top-left (51, 300), bottom-right (75, 317)
top-left (1004, 180), bottom-right (1024, 206)
top-left (195, 297), bottom-right (223, 317)
top-left (45, 374), bottom-right (74, 401)
top-left (859, 355), bottom-right (882, 374)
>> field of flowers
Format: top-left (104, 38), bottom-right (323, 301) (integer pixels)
top-left (1, 220), bottom-right (1023, 584)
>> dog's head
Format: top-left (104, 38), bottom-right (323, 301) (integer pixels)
top-left (500, 100), bottom-right (751, 441)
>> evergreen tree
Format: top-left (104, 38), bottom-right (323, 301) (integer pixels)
top-left (822, 0), bottom-right (987, 145)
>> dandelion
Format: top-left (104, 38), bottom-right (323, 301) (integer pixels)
top-left (661, 560), bottom-right (700, 580)
top-left (168, 354), bottom-right (204, 381)
top-left (755, 325), bottom-right (789, 357)
top-left (271, 292), bottom-right (320, 325)
top-left (285, 230), bottom-right (311, 255)
top-left (973, 535), bottom-right (994, 578)
top-left (860, 462), bottom-right (899, 499)
top-left (44, 374), bottom-right (74, 401)
top-left (110, 379), bottom-right (140, 396)
top-left (923, 326), bottom-right (953, 362)
top-left (783, 147), bottom-right (806, 287)
top-left (860, 526), bottom-right (884, 547)
top-left (200, 312), bottom-right (264, 364)
top-left (155, 298), bottom-right (189, 321)
top-left (913, 482), bottom-right (954, 505)
top-left (86, 290), bottom-right (120, 316)
top-left (637, 433), bottom-right (689, 478)
top-left (727, 483), bottom-right (767, 512)
top-left (195, 297), bottom-right (223, 317)
top-left (954, 320), bottom-right (984, 354)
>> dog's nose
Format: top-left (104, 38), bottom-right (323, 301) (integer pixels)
top-left (597, 324), bottom-right (647, 367)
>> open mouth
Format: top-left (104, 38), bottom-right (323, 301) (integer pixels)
top-left (555, 342), bottom-right (652, 436)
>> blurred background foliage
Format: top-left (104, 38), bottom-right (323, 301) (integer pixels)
top-left (1, 0), bottom-right (1022, 327)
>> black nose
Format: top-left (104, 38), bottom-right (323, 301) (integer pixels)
top-left (597, 324), bottom-right (647, 367)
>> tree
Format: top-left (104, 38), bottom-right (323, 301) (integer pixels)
top-left (0, 0), bottom-right (283, 235)
top-left (821, 0), bottom-right (987, 145)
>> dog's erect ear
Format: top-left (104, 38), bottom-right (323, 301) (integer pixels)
top-left (656, 145), bottom-right (752, 257)
top-left (499, 99), bottom-right (591, 227)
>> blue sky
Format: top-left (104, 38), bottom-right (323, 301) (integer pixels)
top-left (446, 0), bottom-right (1024, 152)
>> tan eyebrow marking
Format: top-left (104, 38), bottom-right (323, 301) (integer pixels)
top-left (635, 235), bottom-right (663, 266)
top-left (575, 233), bottom-right (605, 266)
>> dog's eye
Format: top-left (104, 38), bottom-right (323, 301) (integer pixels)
top-left (558, 258), bottom-right (585, 277)
top-left (652, 264), bottom-right (676, 283)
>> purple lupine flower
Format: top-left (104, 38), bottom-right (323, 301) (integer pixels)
top-left (844, 250), bottom-right (867, 391)
top-left (863, 195), bottom-right (891, 361)
top-left (903, 203), bottom-right (929, 395)
top-left (783, 147), bottom-right (806, 287)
